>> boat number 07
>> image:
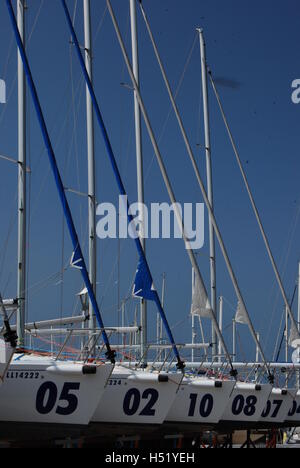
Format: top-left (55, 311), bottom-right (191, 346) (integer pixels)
top-left (123, 388), bottom-right (159, 416)
top-left (261, 400), bottom-right (283, 419)
top-left (36, 382), bottom-right (80, 416)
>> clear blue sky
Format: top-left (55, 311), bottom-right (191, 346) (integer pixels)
top-left (0, 0), bottom-right (299, 362)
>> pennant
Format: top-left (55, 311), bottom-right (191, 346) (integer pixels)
top-left (235, 300), bottom-right (248, 325)
top-left (133, 257), bottom-right (156, 302)
top-left (70, 246), bottom-right (84, 270)
top-left (0, 80), bottom-right (6, 104)
top-left (191, 273), bottom-right (212, 318)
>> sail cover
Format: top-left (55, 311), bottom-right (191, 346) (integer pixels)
top-left (133, 257), bottom-right (156, 301)
top-left (191, 273), bottom-right (212, 318)
top-left (235, 300), bottom-right (248, 325)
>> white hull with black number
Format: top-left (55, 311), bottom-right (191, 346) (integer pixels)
top-left (92, 366), bottom-right (182, 425)
top-left (260, 388), bottom-right (297, 426)
top-left (221, 383), bottom-right (272, 426)
top-left (0, 354), bottom-right (113, 425)
top-left (166, 377), bottom-right (235, 425)
top-left (285, 390), bottom-right (300, 426)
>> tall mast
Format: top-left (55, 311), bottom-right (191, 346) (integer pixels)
top-left (198, 28), bottom-right (217, 359)
top-left (130, 0), bottom-right (147, 366)
top-left (298, 262), bottom-right (300, 333)
top-left (17, 0), bottom-right (26, 347)
top-left (83, 0), bottom-right (97, 348)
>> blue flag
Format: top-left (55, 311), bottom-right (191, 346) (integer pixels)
top-left (133, 257), bottom-right (156, 301)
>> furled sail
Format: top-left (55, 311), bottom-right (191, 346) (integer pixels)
top-left (289, 321), bottom-right (300, 349)
top-left (235, 300), bottom-right (248, 325)
top-left (191, 271), bottom-right (212, 318)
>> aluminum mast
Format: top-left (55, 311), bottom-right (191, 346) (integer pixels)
top-left (17, 0), bottom-right (26, 347)
top-left (198, 28), bottom-right (217, 359)
top-left (83, 0), bottom-right (97, 352)
top-left (130, 0), bottom-right (147, 366)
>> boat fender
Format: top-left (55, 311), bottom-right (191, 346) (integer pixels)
top-left (215, 381), bottom-right (222, 389)
top-left (158, 374), bottom-right (169, 383)
top-left (82, 365), bottom-right (97, 375)
top-left (255, 385), bottom-right (262, 391)
top-left (281, 389), bottom-right (288, 396)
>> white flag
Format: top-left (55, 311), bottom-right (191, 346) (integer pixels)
top-left (0, 80), bottom-right (6, 104)
top-left (191, 273), bottom-right (212, 318)
top-left (235, 300), bottom-right (248, 325)
top-left (289, 322), bottom-right (300, 349)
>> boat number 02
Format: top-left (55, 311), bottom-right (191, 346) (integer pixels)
top-left (36, 382), bottom-right (80, 415)
top-left (123, 388), bottom-right (159, 416)
top-left (231, 395), bottom-right (258, 417)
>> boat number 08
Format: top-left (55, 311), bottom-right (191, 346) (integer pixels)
top-left (231, 395), bottom-right (258, 417)
top-left (36, 382), bottom-right (80, 415)
top-left (123, 388), bottom-right (159, 416)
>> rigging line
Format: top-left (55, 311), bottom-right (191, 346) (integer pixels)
top-left (209, 69), bottom-right (300, 347)
top-left (69, 46), bottom-right (85, 242)
top-left (1, 30), bottom-right (14, 79)
top-left (272, 307), bottom-right (285, 363)
top-left (72, 0), bottom-right (78, 26)
top-left (275, 284), bottom-right (298, 363)
top-left (0, 0), bottom-right (45, 126)
top-left (61, 0), bottom-right (184, 369)
top-left (26, 0), bottom-right (45, 44)
top-left (7, 0), bottom-right (116, 362)
top-left (117, 6), bottom-right (131, 339)
top-left (119, 6), bottom-right (132, 175)
top-left (0, 192), bottom-right (18, 287)
top-left (93, 4), bottom-right (108, 43)
top-left (268, 202), bottom-right (300, 307)
top-left (222, 296), bottom-right (238, 314)
top-left (144, 32), bottom-right (198, 184)
top-left (265, 203), bottom-right (300, 351)
top-left (29, 77), bottom-right (85, 220)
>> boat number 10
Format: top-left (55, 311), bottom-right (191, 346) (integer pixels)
top-left (36, 382), bottom-right (80, 416)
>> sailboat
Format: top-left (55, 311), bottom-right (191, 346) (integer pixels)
top-left (0, 0), bottom-right (114, 429)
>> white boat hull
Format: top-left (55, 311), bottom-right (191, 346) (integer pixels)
top-left (0, 354), bottom-right (113, 425)
top-left (221, 383), bottom-right (272, 423)
top-left (92, 367), bottom-right (182, 425)
top-left (166, 377), bottom-right (235, 425)
top-left (260, 388), bottom-right (297, 425)
top-left (285, 391), bottom-right (300, 425)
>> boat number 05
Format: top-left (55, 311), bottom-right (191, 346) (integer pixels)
top-left (36, 382), bottom-right (80, 416)
top-left (123, 388), bottom-right (159, 416)
top-left (231, 395), bottom-right (258, 417)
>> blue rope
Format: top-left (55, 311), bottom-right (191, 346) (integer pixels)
top-left (60, 0), bottom-right (184, 369)
top-left (6, 0), bottom-right (115, 363)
